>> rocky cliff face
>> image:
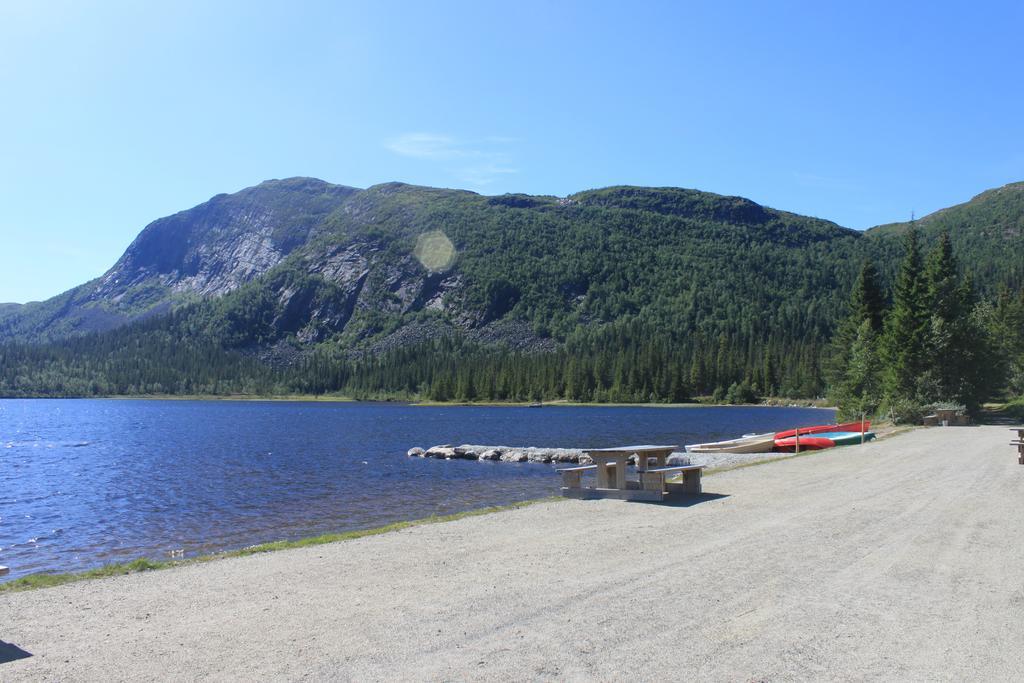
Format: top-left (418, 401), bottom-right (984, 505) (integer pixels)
top-left (0, 179), bottom-right (359, 341)
top-left (94, 177), bottom-right (357, 303)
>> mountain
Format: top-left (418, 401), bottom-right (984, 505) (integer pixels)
top-left (0, 179), bottom-right (863, 348)
top-left (0, 178), bottom-right (358, 341)
top-left (865, 181), bottom-right (1024, 287)
top-left (1, 178), bottom-right (1022, 399)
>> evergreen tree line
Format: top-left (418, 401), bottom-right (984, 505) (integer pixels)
top-left (288, 319), bottom-right (823, 403)
top-left (0, 312), bottom-right (824, 403)
top-left (827, 227), bottom-right (1024, 420)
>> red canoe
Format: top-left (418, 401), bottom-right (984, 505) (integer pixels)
top-left (773, 436), bottom-right (836, 452)
top-left (774, 421), bottom-right (870, 440)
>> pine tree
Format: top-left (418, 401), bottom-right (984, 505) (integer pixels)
top-left (689, 354), bottom-right (705, 395)
top-left (992, 286), bottom-right (1024, 394)
top-left (924, 233), bottom-right (959, 319)
top-left (851, 260), bottom-right (886, 333)
top-left (762, 352), bottom-right (777, 397)
top-left (834, 320), bottom-right (883, 419)
top-left (915, 235), bottom-right (997, 412)
top-left (882, 227), bottom-right (930, 401)
top-left (826, 259), bottom-right (886, 394)
top-left (921, 233), bottom-right (965, 402)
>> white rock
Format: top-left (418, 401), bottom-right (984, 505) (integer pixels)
top-left (666, 453), bottom-right (691, 466)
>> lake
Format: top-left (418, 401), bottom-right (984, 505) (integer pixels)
top-left (0, 399), bottom-right (834, 580)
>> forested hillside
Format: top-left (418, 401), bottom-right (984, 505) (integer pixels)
top-left (2, 178), bottom-right (1022, 401)
top-left (865, 182), bottom-right (1024, 290)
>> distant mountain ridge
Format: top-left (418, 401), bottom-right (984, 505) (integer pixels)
top-left (862, 181), bottom-right (1024, 289)
top-left (1, 177), bottom-right (1022, 376)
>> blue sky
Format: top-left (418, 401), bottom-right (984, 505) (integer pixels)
top-left (2, 0), bottom-right (1022, 302)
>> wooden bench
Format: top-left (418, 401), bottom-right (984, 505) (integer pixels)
top-left (558, 463), bottom-right (704, 496)
top-left (558, 461), bottom-right (639, 489)
top-left (640, 465), bottom-right (703, 494)
top-left (1012, 440), bottom-right (1024, 464)
top-left (558, 464), bottom-right (598, 489)
top-left (557, 448), bottom-right (704, 501)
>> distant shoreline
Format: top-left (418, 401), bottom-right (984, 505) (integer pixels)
top-left (1, 394), bottom-right (834, 409)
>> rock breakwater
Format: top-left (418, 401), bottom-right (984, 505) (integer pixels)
top-left (406, 445), bottom-right (695, 466)
top-left (407, 444), bottom-right (800, 471)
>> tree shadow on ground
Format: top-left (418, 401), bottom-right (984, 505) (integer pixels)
top-left (0, 641), bottom-right (32, 664)
top-left (978, 407), bottom-right (1023, 425)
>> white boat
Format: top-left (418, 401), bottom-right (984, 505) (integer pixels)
top-left (685, 432), bottom-right (776, 454)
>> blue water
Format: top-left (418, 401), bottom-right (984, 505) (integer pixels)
top-left (0, 399), bottom-right (833, 580)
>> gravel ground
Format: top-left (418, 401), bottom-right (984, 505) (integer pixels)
top-left (3, 426), bottom-right (1023, 681)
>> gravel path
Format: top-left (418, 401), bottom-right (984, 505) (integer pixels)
top-left (3, 426), bottom-right (1023, 681)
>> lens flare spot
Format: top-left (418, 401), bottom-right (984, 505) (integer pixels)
top-left (414, 230), bottom-right (457, 272)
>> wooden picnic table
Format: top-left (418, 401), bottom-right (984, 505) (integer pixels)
top-left (1010, 428), bottom-right (1024, 464)
top-left (557, 445), bottom-right (703, 501)
top-left (585, 444), bottom-right (677, 489)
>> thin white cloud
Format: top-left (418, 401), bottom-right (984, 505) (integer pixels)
top-left (385, 132), bottom-right (519, 186)
top-left (457, 163), bottom-right (518, 186)
top-left (385, 133), bottom-right (469, 160)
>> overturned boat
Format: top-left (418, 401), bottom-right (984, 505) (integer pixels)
top-left (774, 421), bottom-right (870, 439)
top-left (774, 430), bottom-right (877, 453)
top-left (686, 421), bottom-right (872, 455)
top-left (685, 432), bottom-right (776, 454)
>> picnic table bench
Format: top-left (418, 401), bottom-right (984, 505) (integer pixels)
top-left (640, 465), bottom-right (703, 494)
top-left (1011, 428), bottom-right (1024, 464)
top-left (557, 445), bottom-right (703, 501)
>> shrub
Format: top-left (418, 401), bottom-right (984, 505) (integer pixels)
top-left (887, 398), bottom-right (928, 425)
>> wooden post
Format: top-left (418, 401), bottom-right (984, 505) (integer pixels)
top-left (615, 456), bottom-right (627, 490)
top-left (681, 468), bottom-right (702, 494)
top-left (861, 413), bottom-right (866, 445)
top-left (795, 429), bottom-right (800, 454)
top-left (561, 470), bottom-right (583, 489)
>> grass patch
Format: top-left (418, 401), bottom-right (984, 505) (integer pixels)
top-left (983, 398), bottom-right (1024, 422)
top-left (0, 497), bottom-right (562, 594)
top-left (1006, 398), bottom-right (1024, 421)
top-left (0, 558), bottom-right (172, 592)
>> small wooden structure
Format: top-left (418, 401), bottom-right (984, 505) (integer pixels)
top-left (558, 445), bottom-right (703, 501)
top-left (1010, 428), bottom-right (1024, 465)
top-left (923, 409), bottom-right (970, 426)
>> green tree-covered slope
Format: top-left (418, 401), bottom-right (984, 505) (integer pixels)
top-left (2, 178), bottom-right (1022, 400)
top-left (865, 181), bottom-right (1024, 289)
